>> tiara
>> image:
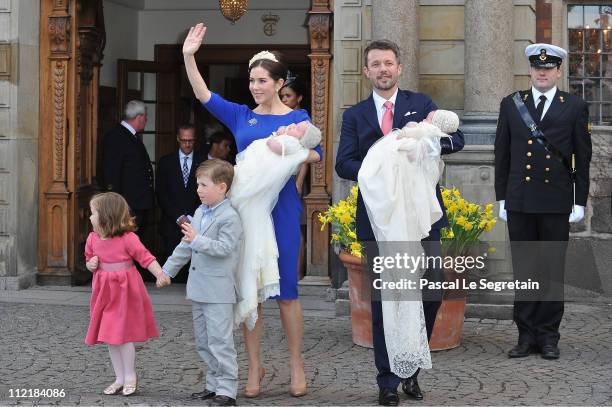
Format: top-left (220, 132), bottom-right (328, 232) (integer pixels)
top-left (285, 70), bottom-right (297, 84)
top-left (249, 50), bottom-right (278, 67)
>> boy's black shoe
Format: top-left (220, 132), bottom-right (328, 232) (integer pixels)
top-left (191, 389), bottom-right (215, 400)
top-left (208, 395), bottom-right (237, 406)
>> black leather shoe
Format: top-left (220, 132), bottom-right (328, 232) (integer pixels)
top-left (191, 389), bottom-right (215, 400)
top-left (540, 344), bottom-right (560, 360)
top-left (508, 343), bottom-right (536, 358)
top-left (402, 377), bottom-right (423, 400)
top-left (208, 395), bottom-right (237, 406)
top-left (378, 388), bottom-right (399, 406)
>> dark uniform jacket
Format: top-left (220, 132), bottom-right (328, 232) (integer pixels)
top-left (102, 124), bottom-right (154, 210)
top-left (156, 150), bottom-right (203, 242)
top-left (335, 89), bottom-right (465, 241)
top-left (494, 89), bottom-right (592, 214)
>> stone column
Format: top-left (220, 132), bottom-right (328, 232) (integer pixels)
top-left (462, 0), bottom-right (514, 144)
top-left (372, 0), bottom-right (419, 91)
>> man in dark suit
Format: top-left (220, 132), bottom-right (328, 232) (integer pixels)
top-left (102, 100), bottom-right (154, 237)
top-left (335, 40), bottom-right (464, 406)
top-left (156, 124), bottom-right (202, 282)
top-left (495, 43), bottom-right (592, 360)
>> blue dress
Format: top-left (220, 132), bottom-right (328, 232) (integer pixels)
top-left (203, 93), bottom-right (323, 300)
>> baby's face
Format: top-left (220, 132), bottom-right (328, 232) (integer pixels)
top-left (280, 121), bottom-right (309, 138)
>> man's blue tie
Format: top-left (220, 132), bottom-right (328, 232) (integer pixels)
top-left (182, 156), bottom-right (189, 187)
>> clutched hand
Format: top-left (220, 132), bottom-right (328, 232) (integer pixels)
top-left (86, 255), bottom-right (99, 273)
top-left (181, 222), bottom-right (197, 243)
top-left (156, 273), bottom-right (171, 289)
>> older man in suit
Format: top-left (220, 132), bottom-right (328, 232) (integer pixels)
top-left (102, 100), bottom-right (154, 236)
top-left (335, 39), bottom-right (464, 406)
top-left (156, 124), bottom-right (203, 282)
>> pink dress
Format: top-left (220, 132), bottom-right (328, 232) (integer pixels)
top-left (84, 231), bottom-right (159, 346)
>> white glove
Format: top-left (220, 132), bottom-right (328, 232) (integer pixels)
top-left (568, 205), bottom-right (585, 223)
top-left (498, 200), bottom-right (507, 222)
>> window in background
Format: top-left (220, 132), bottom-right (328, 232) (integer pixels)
top-left (568, 4), bottom-right (612, 124)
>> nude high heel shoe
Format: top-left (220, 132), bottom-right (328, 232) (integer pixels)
top-left (289, 359), bottom-right (307, 397)
top-left (244, 367), bottom-right (266, 398)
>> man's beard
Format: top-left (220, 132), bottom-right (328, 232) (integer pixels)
top-left (374, 77), bottom-right (397, 91)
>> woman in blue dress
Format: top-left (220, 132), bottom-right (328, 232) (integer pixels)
top-left (183, 23), bottom-right (322, 398)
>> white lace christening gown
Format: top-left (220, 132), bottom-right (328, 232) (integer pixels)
top-left (229, 134), bottom-right (309, 330)
top-left (357, 122), bottom-right (445, 378)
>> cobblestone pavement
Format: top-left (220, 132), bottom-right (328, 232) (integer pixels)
top-left (0, 292), bottom-right (611, 406)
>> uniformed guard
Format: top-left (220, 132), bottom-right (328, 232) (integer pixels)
top-left (494, 43), bottom-right (592, 360)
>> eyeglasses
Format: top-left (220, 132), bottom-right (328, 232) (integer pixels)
top-left (179, 139), bottom-right (195, 144)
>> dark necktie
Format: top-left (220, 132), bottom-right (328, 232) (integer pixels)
top-left (536, 95), bottom-right (547, 121)
top-left (182, 156), bottom-right (189, 187)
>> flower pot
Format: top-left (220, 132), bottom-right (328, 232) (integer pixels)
top-left (429, 267), bottom-right (468, 351)
top-left (339, 252), bottom-right (467, 351)
top-left (339, 250), bottom-right (373, 348)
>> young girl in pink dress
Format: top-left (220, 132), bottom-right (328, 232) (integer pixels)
top-left (84, 192), bottom-right (171, 396)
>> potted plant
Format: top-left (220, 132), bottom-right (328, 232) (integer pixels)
top-left (429, 187), bottom-right (497, 351)
top-left (318, 186), bottom-right (372, 347)
top-left (319, 186), bottom-right (497, 350)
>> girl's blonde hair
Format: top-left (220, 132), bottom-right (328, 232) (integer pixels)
top-left (89, 192), bottom-right (137, 238)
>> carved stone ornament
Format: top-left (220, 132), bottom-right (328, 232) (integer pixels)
top-left (261, 12), bottom-right (279, 36)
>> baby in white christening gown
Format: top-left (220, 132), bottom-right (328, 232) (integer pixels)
top-left (230, 121), bottom-right (321, 330)
top-left (357, 109), bottom-right (459, 379)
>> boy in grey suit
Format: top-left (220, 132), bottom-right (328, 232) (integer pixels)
top-left (162, 159), bottom-right (243, 406)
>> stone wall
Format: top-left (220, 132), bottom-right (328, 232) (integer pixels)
top-left (0, 0), bottom-right (39, 290)
top-left (574, 127), bottom-right (612, 238)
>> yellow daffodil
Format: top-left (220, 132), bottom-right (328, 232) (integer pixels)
top-left (456, 216), bottom-right (467, 226)
top-left (350, 242), bottom-right (362, 257)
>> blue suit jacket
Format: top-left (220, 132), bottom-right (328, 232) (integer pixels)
top-left (335, 89), bottom-right (465, 241)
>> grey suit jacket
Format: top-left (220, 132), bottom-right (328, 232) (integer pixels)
top-left (163, 199), bottom-right (243, 304)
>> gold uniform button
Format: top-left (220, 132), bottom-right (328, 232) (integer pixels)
top-left (526, 165), bottom-right (531, 170)
top-left (527, 152), bottom-right (532, 157)
top-left (545, 167), bottom-right (550, 172)
top-left (528, 140), bottom-right (533, 144)
top-left (546, 154), bottom-right (551, 159)
top-left (525, 176), bottom-right (531, 182)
